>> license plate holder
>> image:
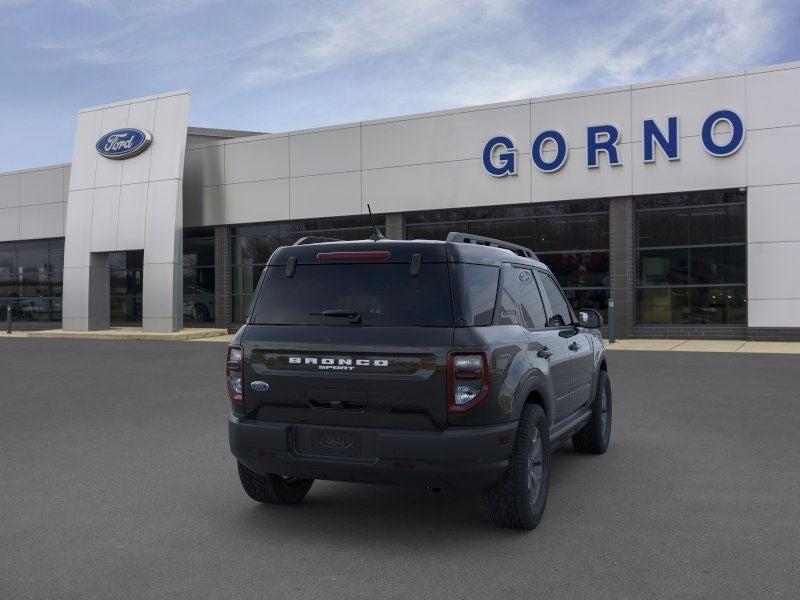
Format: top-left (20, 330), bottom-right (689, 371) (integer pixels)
top-left (303, 427), bottom-right (363, 459)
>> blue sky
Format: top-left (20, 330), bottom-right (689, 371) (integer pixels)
top-left (1, 0), bottom-right (798, 171)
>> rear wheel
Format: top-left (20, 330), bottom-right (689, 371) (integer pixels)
top-left (482, 404), bottom-right (551, 530)
top-left (572, 369), bottom-right (612, 454)
top-left (237, 462), bottom-right (314, 505)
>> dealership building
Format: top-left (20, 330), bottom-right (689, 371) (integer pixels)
top-left (1, 60), bottom-right (799, 339)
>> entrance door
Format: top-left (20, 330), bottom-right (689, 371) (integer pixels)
top-left (109, 251), bottom-right (143, 325)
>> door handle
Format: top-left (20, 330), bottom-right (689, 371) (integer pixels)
top-left (568, 341), bottom-right (581, 352)
top-left (537, 346), bottom-right (553, 359)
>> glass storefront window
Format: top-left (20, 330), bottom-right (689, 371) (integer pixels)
top-left (0, 238), bottom-right (64, 322)
top-left (230, 215), bottom-right (385, 323)
top-left (183, 228), bottom-right (216, 325)
top-left (406, 201), bottom-right (611, 319)
top-left (635, 190), bottom-right (746, 325)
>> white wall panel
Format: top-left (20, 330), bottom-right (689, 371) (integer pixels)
top-left (748, 299), bottom-right (800, 327)
top-left (144, 178), bottom-right (181, 264)
top-left (363, 103), bottom-right (530, 169)
top-left (0, 173), bottom-right (19, 209)
top-left (121, 99), bottom-right (157, 185)
top-left (19, 167), bottom-right (63, 206)
top-left (290, 171), bottom-right (361, 219)
top-left (534, 90), bottom-right (631, 147)
top-left (632, 139), bottom-right (746, 195)
top-left (184, 185), bottom-right (225, 228)
top-left (290, 126), bottom-right (360, 177)
top-left (19, 202), bottom-right (64, 240)
top-left (746, 126), bottom-right (800, 187)
top-left (0, 207), bottom-right (19, 240)
top-left (748, 241), bottom-right (800, 300)
top-left (532, 144), bottom-right (632, 202)
top-left (116, 183), bottom-right (148, 250)
top-left (631, 75), bottom-right (746, 141)
top-left (149, 93), bottom-right (191, 182)
top-left (94, 104), bottom-right (129, 189)
top-left (364, 158), bottom-right (531, 214)
top-left (185, 144), bottom-right (224, 188)
top-left (89, 186), bottom-right (120, 252)
top-left (747, 184), bottom-right (800, 244)
top-left (225, 136), bottom-right (289, 183)
top-left (746, 68), bottom-right (800, 130)
top-left (63, 189), bottom-right (93, 268)
top-left (225, 178), bottom-right (289, 225)
top-left (69, 109), bottom-right (103, 191)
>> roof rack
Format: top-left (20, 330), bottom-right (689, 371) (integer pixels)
top-left (446, 232), bottom-right (537, 260)
top-left (292, 236), bottom-right (340, 245)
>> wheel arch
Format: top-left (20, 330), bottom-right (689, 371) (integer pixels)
top-left (514, 373), bottom-right (555, 426)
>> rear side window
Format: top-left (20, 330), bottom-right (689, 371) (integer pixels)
top-left (452, 264), bottom-right (500, 326)
top-left (250, 263), bottom-right (453, 327)
top-left (539, 271), bottom-right (573, 326)
top-left (515, 268), bottom-right (547, 329)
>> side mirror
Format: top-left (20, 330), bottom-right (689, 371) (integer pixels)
top-left (577, 308), bottom-right (603, 329)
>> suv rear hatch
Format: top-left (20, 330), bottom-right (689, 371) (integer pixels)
top-left (240, 242), bottom-right (454, 430)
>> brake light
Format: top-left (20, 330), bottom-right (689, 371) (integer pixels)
top-left (447, 351), bottom-right (490, 413)
top-left (227, 345), bottom-right (244, 413)
top-left (316, 251), bottom-right (391, 261)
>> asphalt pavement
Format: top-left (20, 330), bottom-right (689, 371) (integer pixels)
top-left (1, 338), bottom-right (798, 599)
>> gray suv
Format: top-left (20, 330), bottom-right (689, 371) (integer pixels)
top-left (227, 232), bottom-right (611, 530)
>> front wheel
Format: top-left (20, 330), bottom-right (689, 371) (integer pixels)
top-left (482, 404), bottom-right (551, 530)
top-left (572, 369), bottom-right (612, 454)
top-left (237, 462), bottom-right (314, 505)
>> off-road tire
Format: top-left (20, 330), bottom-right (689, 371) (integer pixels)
top-left (572, 369), bottom-right (612, 454)
top-left (237, 462), bottom-right (314, 505)
top-left (482, 404), bottom-right (551, 530)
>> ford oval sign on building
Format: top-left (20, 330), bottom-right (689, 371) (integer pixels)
top-left (95, 128), bottom-right (152, 160)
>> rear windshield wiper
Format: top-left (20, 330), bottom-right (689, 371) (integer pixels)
top-left (310, 309), bottom-right (362, 324)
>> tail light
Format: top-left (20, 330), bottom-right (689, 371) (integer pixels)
top-left (447, 351), bottom-right (490, 413)
top-left (227, 345), bottom-right (244, 413)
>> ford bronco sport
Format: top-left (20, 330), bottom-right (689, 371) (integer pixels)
top-left (227, 232), bottom-right (611, 530)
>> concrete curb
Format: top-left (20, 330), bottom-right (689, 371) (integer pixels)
top-left (12, 327), bottom-right (229, 341)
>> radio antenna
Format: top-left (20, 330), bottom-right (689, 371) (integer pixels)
top-left (367, 204), bottom-right (385, 241)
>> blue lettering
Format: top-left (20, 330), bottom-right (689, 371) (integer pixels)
top-left (701, 109), bottom-right (745, 157)
top-left (482, 135), bottom-right (517, 176)
top-left (587, 124), bottom-right (621, 168)
top-left (643, 116), bottom-right (679, 162)
top-left (531, 130), bottom-right (568, 173)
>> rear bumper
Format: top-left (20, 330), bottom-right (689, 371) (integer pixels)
top-left (229, 416), bottom-right (517, 492)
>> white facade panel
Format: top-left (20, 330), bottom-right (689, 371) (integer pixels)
top-left (226, 178), bottom-right (290, 225)
top-left (748, 241), bottom-right (800, 300)
top-left (225, 136), bottom-right (289, 184)
top-left (747, 184), bottom-right (800, 244)
top-left (290, 126), bottom-right (360, 177)
top-left (290, 171), bottom-right (361, 220)
top-left (746, 126), bottom-right (800, 187)
top-left (746, 68), bottom-right (800, 130)
top-left (0, 173), bottom-right (19, 209)
top-left (94, 104), bottom-right (129, 189)
top-left (116, 183), bottom-right (148, 250)
top-left (534, 90), bottom-right (631, 148)
top-left (121, 99), bottom-right (157, 185)
top-left (748, 299), bottom-right (800, 327)
top-left (19, 167), bottom-right (64, 206)
top-left (364, 158), bottom-right (531, 214)
top-left (143, 178), bottom-right (181, 264)
top-left (184, 185), bottom-right (225, 228)
top-left (631, 75), bottom-right (746, 141)
top-left (185, 144), bottom-right (224, 189)
top-left (19, 202), bottom-right (65, 240)
top-left (63, 189), bottom-right (93, 268)
top-left (632, 139), bottom-right (747, 195)
top-left (0, 207), bottom-right (19, 240)
top-left (362, 103), bottom-right (530, 169)
top-left (148, 94), bottom-right (190, 182)
top-left (69, 109), bottom-right (104, 191)
top-left (89, 186), bottom-right (121, 252)
top-left (532, 144), bottom-right (632, 202)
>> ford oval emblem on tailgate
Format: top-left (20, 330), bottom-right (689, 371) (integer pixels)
top-left (250, 381), bottom-right (270, 392)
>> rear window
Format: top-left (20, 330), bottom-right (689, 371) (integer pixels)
top-left (250, 263), bottom-right (454, 326)
top-left (451, 264), bottom-right (500, 326)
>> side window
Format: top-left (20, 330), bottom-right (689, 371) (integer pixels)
top-left (539, 272), bottom-right (572, 327)
top-left (495, 265), bottom-right (518, 325)
top-left (515, 268), bottom-right (547, 329)
top-left (458, 264), bottom-right (499, 326)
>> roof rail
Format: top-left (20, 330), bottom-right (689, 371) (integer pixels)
top-left (292, 236), bottom-right (340, 245)
top-left (446, 231), bottom-right (537, 259)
